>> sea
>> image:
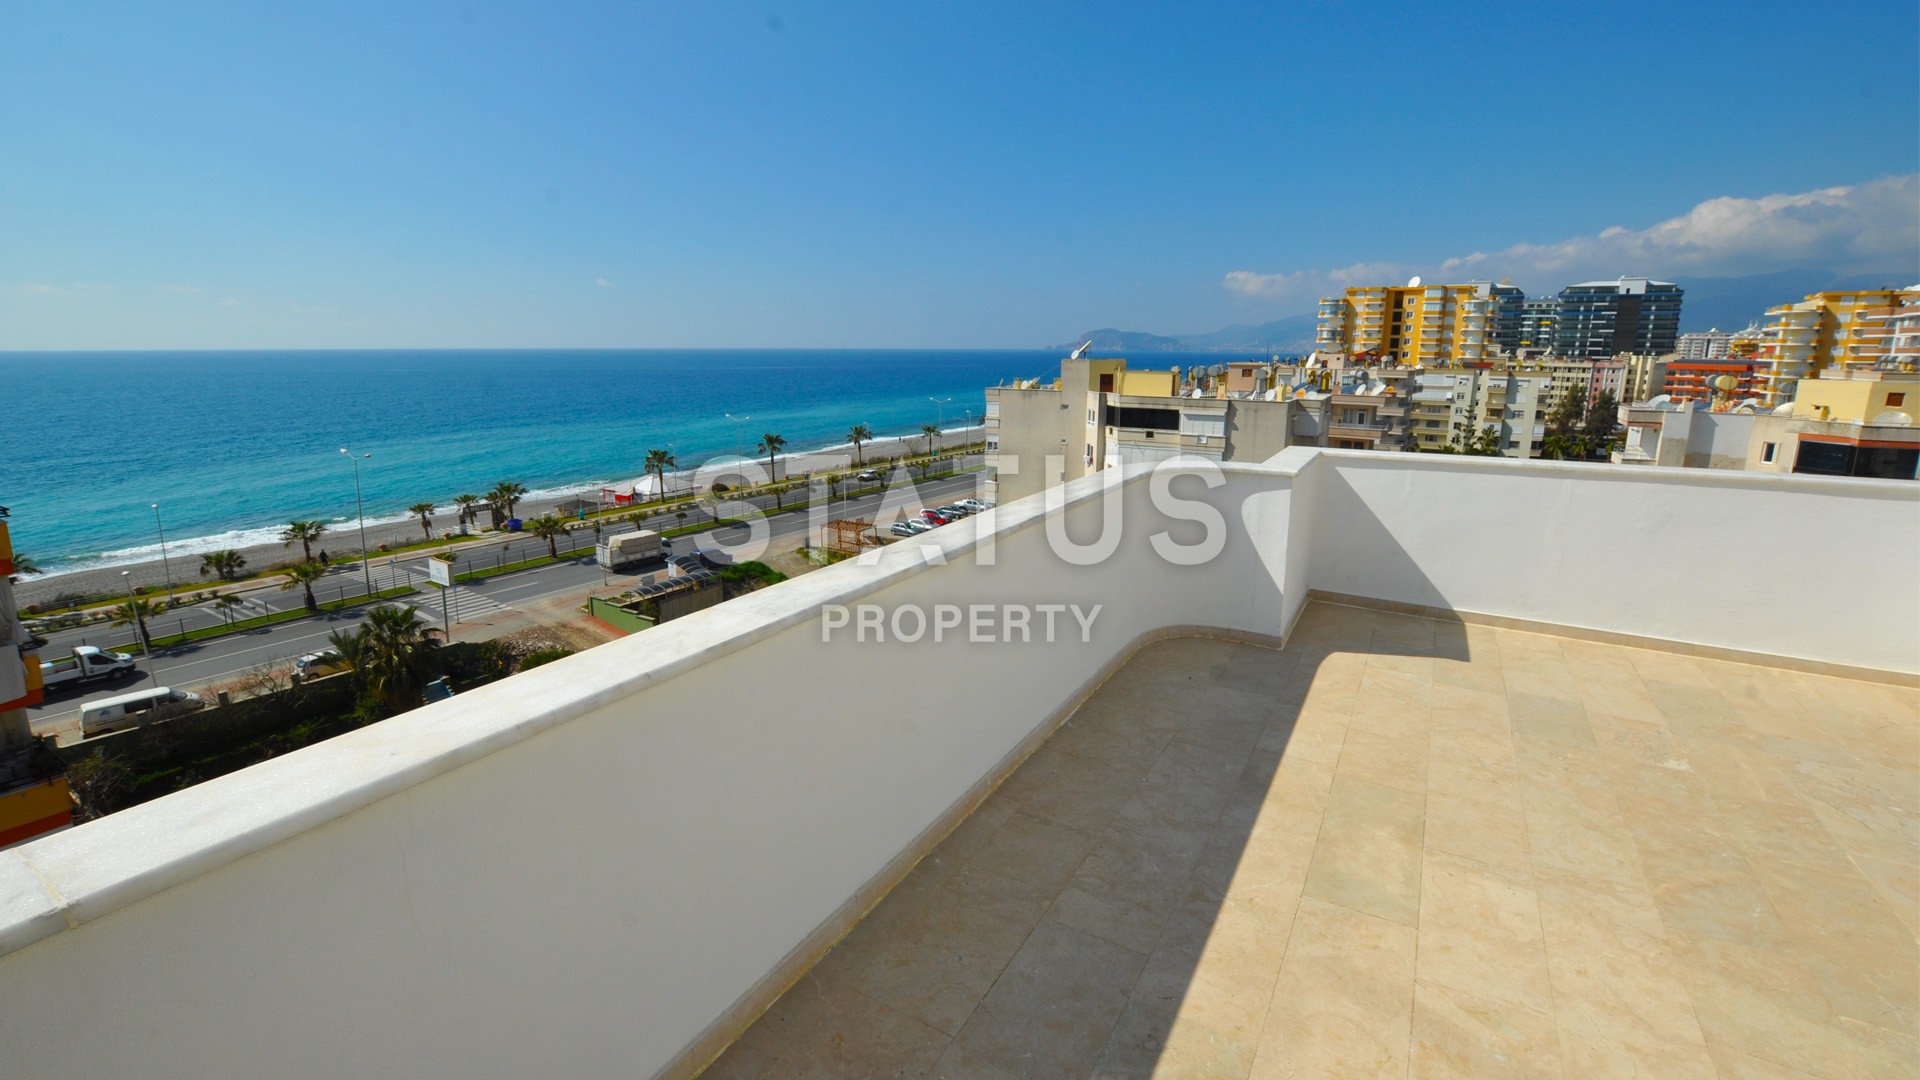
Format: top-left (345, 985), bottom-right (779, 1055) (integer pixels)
top-left (0, 348), bottom-right (1253, 578)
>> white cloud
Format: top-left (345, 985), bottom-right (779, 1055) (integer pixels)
top-left (595, 277), bottom-right (613, 288)
top-left (1224, 174), bottom-right (1920, 306)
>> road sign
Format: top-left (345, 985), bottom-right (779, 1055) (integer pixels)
top-left (428, 558), bottom-right (452, 588)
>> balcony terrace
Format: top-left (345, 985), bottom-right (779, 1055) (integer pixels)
top-left (0, 450), bottom-right (1914, 1079)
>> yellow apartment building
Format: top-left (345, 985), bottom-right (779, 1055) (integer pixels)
top-left (1315, 282), bottom-right (1495, 367)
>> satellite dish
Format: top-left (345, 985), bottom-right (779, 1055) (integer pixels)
top-left (1870, 410), bottom-right (1914, 426)
top-left (1647, 394), bottom-right (1673, 407)
top-left (1407, 275), bottom-right (1423, 288)
top-left (1770, 401), bottom-right (1796, 415)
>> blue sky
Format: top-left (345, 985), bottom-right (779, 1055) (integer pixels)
top-left (2, 1), bottom-right (1915, 349)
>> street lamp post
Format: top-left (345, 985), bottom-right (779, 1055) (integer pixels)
top-left (150, 503), bottom-right (176, 600)
top-left (340, 448), bottom-right (374, 599)
top-left (929, 397), bottom-right (952, 461)
top-left (724, 412), bottom-right (751, 477)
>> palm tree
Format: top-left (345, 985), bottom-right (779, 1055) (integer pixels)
top-left (758, 433), bottom-right (787, 508)
top-left (489, 481), bottom-right (528, 520)
top-left (355, 604), bottom-right (442, 715)
top-left (110, 597), bottom-right (166, 651)
top-left (326, 628), bottom-right (367, 685)
top-left (199, 549), bottom-right (247, 580)
top-left (452, 493), bottom-right (481, 533)
top-left (409, 502), bottom-right (436, 541)
top-left (847, 424), bottom-right (872, 466)
top-left (212, 593), bottom-right (244, 626)
top-left (280, 560), bottom-right (328, 613)
top-left (525, 514), bottom-right (567, 559)
top-left (8, 552), bottom-right (43, 583)
top-left (921, 423), bottom-right (940, 459)
top-left (282, 520), bottom-right (328, 562)
top-left (644, 449), bottom-right (676, 503)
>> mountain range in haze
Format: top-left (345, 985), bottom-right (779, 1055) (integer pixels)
top-left (1058, 268), bottom-right (1916, 354)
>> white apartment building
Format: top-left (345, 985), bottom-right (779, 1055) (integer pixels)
top-left (1676, 328), bottom-right (1733, 361)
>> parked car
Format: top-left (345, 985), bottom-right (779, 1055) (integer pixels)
top-left (901, 519), bottom-right (933, 534)
top-left (80, 686), bottom-right (204, 738)
top-left (856, 470), bottom-right (882, 481)
top-left (956, 498), bottom-right (992, 512)
top-left (295, 650), bottom-right (352, 679)
top-left (889, 522), bottom-right (919, 537)
top-left (935, 504), bottom-right (969, 518)
top-left (919, 509), bottom-right (949, 525)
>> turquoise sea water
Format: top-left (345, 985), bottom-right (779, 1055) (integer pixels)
top-left (0, 348), bottom-right (1236, 577)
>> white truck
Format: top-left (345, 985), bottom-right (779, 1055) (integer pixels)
top-left (40, 645), bottom-right (140, 689)
top-left (595, 529), bottom-right (664, 572)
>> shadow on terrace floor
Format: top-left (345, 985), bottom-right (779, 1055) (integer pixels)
top-left (704, 601), bottom-right (1919, 1079)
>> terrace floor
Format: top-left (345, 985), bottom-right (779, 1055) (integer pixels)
top-left (705, 602), bottom-right (1920, 1079)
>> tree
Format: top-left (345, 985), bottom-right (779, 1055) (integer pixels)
top-left (8, 552), bottom-right (44, 583)
top-left (757, 434), bottom-right (787, 508)
top-left (525, 514), bottom-right (567, 559)
top-left (110, 597), bottom-right (166, 651)
top-left (452, 493), bottom-right (481, 533)
top-left (921, 423), bottom-right (940, 459)
top-left (1542, 383), bottom-right (1589, 460)
top-left (1444, 422), bottom-right (1504, 456)
top-left (353, 604), bottom-right (442, 716)
top-left (644, 449), bottom-right (677, 503)
top-left (326, 627), bottom-right (368, 688)
top-left (489, 481), bottom-right (528, 520)
top-left (409, 502), bottom-right (436, 541)
top-left (281, 520), bottom-right (328, 562)
top-left (280, 560), bottom-right (327, 613)
top-left (212, 594), bottom-right (244, 626)
top-left (1584, 390), bottom-right (1620, 459)
top-left (846, 424), bottom-right (872, 465)
top-left (198, 549), bottom-right (247, 580)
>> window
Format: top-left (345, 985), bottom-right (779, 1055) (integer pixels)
top-left (1889, 392), bottom-right (1906, 407)
top-left (1761, 441), bottom-right (1777, 464)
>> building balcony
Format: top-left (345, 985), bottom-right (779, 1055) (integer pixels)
top-left (0, 452), bottom-right (1914, 1078)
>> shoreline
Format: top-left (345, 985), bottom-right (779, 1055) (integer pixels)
top-left (14, 426), bottom-right (985, 605)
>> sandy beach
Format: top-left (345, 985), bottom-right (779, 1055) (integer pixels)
top-left (15, 427), bottom-right (984, 607)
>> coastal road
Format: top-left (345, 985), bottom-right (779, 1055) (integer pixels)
top-left (26, 472), bottom-right (989, 736)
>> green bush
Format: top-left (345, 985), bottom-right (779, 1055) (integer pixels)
top-left (519, 647), bottom-right (575, 671)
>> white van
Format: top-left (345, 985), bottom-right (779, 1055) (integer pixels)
top-left (80, 686), bottom-right (204, 738)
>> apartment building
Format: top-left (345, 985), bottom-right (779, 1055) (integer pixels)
top-left (1552, 276), bottom-right (1684, 358)
top-left (1662, 360), bottom-right (1767, 406)
top-left (1755, 287), bottom-right (1916, 403)
top-left (1314, 281), bottom-right (1497, 366)
top-left (1467, 279), bottom-right (1526, 350)
top-left (1676, 328), bottom-right (1733, 361)
top-left (1614, 369), bottom-right (1920, 479)
top-left (1517, 297), bottom-right (1558, 349)
top-left (984, 355), bottom-right (1305, 504)
top-left (1853, 287), bottom-right (1920, 372)
top-left (1, 512), bottom-right (70, 848)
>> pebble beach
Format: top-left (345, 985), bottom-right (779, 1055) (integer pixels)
top-left (14, 427), bottom-right (984, 607)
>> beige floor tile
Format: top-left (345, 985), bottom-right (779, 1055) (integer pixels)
top-left (1410, 978), bottom-right (1564, 1080)
top-left (1423, 790), bottom-right (1534, 884)
top-left (1304, 774), bottom-right (1426, 926)
top-left (1252, 897), bottom-right (1417, 1079)
top-left (1416, 850), bottom-right (1553, 1012)
top-left (718, 614), bottom-right (1917, 1080)
top-left (945, 918), bottom-right (1148, 1079)
top-left (1534, 869), bottom-right (1718, 1079)
top-left (1669, 931), bottom-right (1872, 1080)
top-left (1337, 723), bottom-right (1432, 794)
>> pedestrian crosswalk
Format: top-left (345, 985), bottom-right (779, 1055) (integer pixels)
top-left (382, 583), bottom-right (504, 624)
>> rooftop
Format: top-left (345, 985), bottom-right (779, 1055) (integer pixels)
top-left (0, 449), bottom-right (1912, 1078)
top-left (710, 608), bottom-right (1917, 1079)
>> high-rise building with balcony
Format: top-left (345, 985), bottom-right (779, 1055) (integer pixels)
top-left (1676, 328), bottom-right (1734, 361)
top-left (1466, 280), bottom-right (1526, 351)
top-left (1314, 282), bottom-right (1497, 367)
top-left (1551, 277), bottom-right (1683, 358)
top-left (1517, 297), bottom-right (1558, 350)
top-left (1755, 287), bottom-right (1917, 403)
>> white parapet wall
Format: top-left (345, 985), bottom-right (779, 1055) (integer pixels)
top-left (0, 451), bottom-right (1912, 1078)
